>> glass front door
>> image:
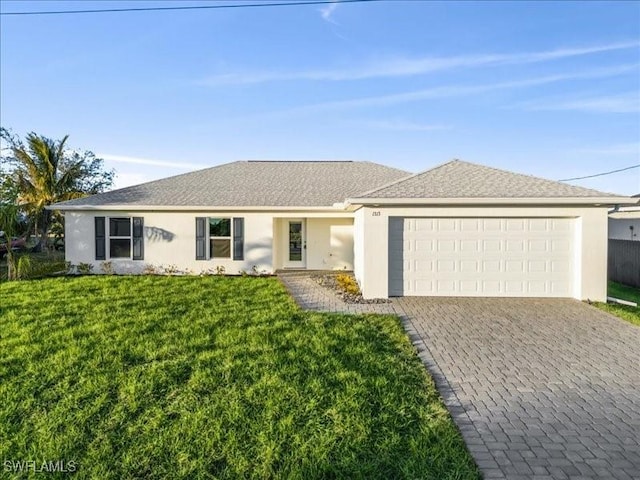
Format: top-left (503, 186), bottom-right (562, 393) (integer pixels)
top-left (286, 220), bottom-right (306, 268)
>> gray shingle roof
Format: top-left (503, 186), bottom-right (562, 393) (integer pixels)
top-left (54, 161), bottom-right (410, 208)
top-left (355, 160), bottom-right (620, 199)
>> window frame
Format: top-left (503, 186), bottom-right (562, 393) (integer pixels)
top-left (108, 217), bottom-right (132, 259)
top-left (209, 217), bottom-right (232, 259)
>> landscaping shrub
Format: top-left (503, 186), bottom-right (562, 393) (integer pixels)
top-left (336, 273), bottom-right (361, 295)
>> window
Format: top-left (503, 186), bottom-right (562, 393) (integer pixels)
top-left (96, 217), bottom-right (143, 261)
top-left (209, 218), bottom-right (231, 258)
top-left (109, 217), bottom-right (131, 258)
top-left (196, 217), bottom-right (243, 261)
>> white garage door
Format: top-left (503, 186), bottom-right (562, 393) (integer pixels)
top-left (389, 217), bottom-right (574, 297)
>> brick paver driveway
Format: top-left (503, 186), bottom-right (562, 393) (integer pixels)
top-left (280, 274), bottom-right (640, 480)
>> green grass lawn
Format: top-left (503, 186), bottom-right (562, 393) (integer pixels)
top-left (593, 281), bottom-right (640, 327)
top-left (608, 281), bottom-right (640, 305)
top-left (0, 276), bottom-right (479, 480)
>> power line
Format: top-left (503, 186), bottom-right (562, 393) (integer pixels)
top-left (558, 164), bottom-right (640, 182)
top-left (0, 0), bottom-right (385, 16)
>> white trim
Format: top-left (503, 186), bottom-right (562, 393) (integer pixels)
top-left (346, 197), bottom-right (636, 207)
top-left (50, 205), bottom-right (350, 212)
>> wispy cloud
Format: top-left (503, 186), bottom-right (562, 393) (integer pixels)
top-left (113, 172), bottom-right (156, 189)
top-left (519, 92), bottom-right (640, 113)
top-left (319, 0), bottom-right (340, 24)
top-left (359, 119), bottom-right (451, 132)
top-left (573, 143), bottom-right (640, 156)
top-left (197, 40), bottom-right (640, 86)
top-left (99, 153), bottom-right (207, 170)
top-left (273, 64), bottom-right (638, 114)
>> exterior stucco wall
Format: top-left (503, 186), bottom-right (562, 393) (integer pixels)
top-left (65, 211), bottom-right (354, 274)
top-left (305, 218), bottom-right (353, 270)
top-left (609, 217), bottom-right (640, 241)
top-left (65, 210), bottom-right (274, 274)
top-left (357, 205), bottom-right (609, 302)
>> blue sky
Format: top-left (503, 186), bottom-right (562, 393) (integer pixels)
top-left (1, 0), bottom-right (639, 194)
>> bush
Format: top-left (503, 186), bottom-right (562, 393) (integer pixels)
top-left (143, 264), bottom-right (158, 275)
top-left (336, 273), bottom-right (361, 295)
top-left (10, 253), bottom-right (68, 280)
top-left (100, 261), bottom-right (114, 275)
top-left (77, 263), bottom-right (94, 275)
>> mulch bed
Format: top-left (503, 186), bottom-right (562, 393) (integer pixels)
top-left (312, 273), bottom-right (392, 304)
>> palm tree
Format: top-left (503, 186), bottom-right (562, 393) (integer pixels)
top-left (9, 133), bottom-right (86, 250)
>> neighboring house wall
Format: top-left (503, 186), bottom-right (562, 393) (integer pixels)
top-left (357, 205), bottom-right (608, 302)
top-left (609, 217), bottom-right (640, 241)
top-left (65, 211), bottom-right (354, 274)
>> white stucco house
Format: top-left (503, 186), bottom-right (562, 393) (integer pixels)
top-left (52, 159), bottom-right (638, 301)
top-left (609, 194), bottom-right (640, 241)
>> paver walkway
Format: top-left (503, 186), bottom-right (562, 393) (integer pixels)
top-left (279, 273), bottom-right (640, 480)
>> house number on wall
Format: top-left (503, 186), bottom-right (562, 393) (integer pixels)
top-left (372, 211), bottom-right (381, 216)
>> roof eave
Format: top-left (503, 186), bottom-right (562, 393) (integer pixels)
top-left (345, 197), bottom-right (639, 207)
top-left (48, 204), bottom-right (350, 212)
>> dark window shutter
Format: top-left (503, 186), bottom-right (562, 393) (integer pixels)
top-left (132, 217), bottom-right (144, 260)
top-left (233, 217), bottom-right (244, 261)
top-left (95, 217), bottom-right (106, 260)
top-left (195, 217), bottom-right (207, 260)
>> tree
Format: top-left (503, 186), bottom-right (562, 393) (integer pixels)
top-left (0, 128), bottom-right (114, 249)
top-left (0, 173), bottom-right (27, 280)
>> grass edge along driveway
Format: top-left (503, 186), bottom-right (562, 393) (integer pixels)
top-left (593, 281), bottom-right (640, 327)
top-left (0, 276), bottom-right (479, 480)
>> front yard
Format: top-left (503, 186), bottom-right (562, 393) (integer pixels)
top-left (0, 276), bottom-right (479, 479)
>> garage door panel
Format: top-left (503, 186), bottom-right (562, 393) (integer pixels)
top-left (529, 219), bottom-right (548, 231)
top-left (505, 280), bottom-right (524, 293)
top-left (482, 239), bottom-right (502, 252)
top-left (437, 259), bottom-right (456, 272)
top-left (528, 239), bottom-right (548, 252)
top-left (413, 218), bottom-right (434, 231)
top-left (461, 219), bottom-right (480, 231)
top-left (506, 219), bottom-right (526, 231)
top-left (460, 260), bottom-right (479, 272)
top-left (528, 260), bottom-right (547, 273)
top-left (436, 279), bottom-right (456, 293)
top-left (437, 219), bottom-right (457, 232)
top-left (460, 280), bottom-right (480, 294)
top-left (506, 260), bottom-right (525, 273)
top-left (389, 217), bottom-right (574, 297)
top-left (506, 239), bottom-right (525, 252)
top-left (460, 239), bottom-right (479, 252)
top-left (414, 239), bottom-right (432, 252)
top-left (527, 281), bottom-right (548, 295)
top-left (483, 219), bottom-right (502, 231)
top-left (482, 280), bottom-right (501, 294)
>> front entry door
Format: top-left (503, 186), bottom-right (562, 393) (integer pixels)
top-left (285, 220), bottom-right (306, 268)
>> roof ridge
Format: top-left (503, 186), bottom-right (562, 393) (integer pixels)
top-left (353, 158), bottom-right (460, 197)
top-left (245, 160), bottom-right (354, 163)
top-left (456, 159), bottom-right (622, 196)
top-left (352, 158), bottom-right (625, 200)
top-left (52, 159), bottom-right (412, 209)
